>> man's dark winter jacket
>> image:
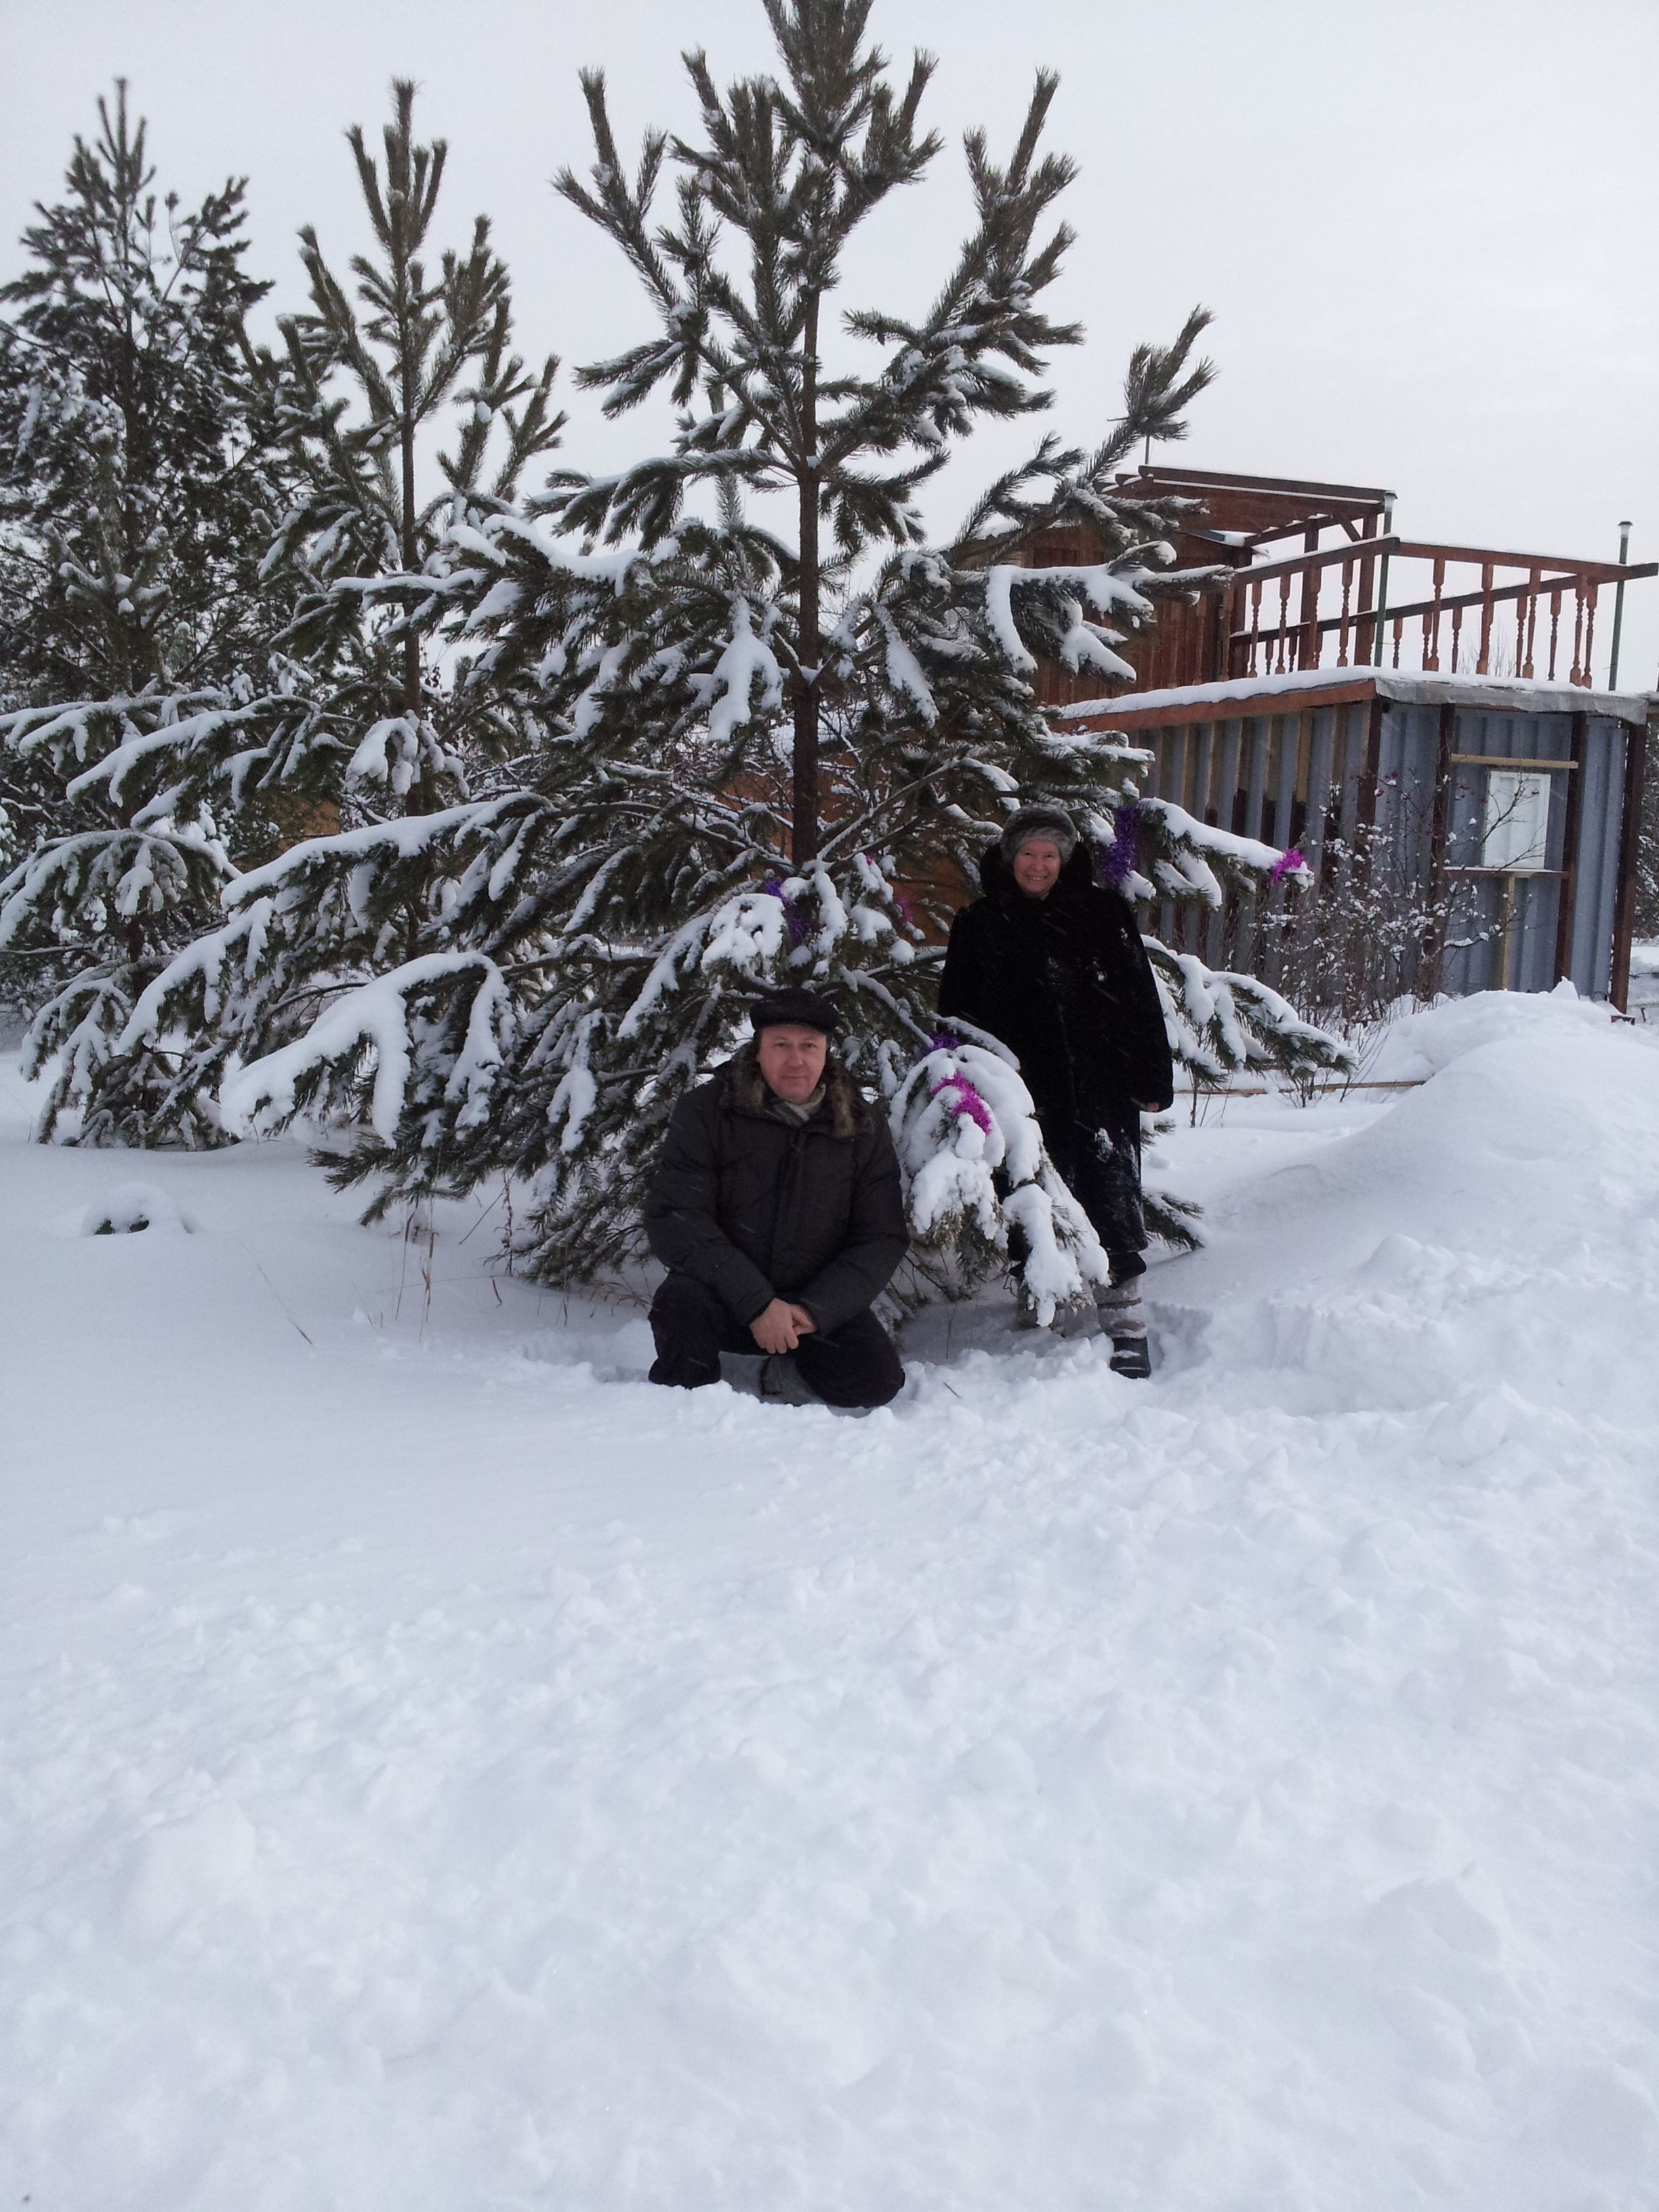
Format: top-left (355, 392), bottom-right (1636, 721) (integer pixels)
top-left (644, 1042), bottom-right (908, 1334)
top-left (938, 841), bottom-right (1175, 1123)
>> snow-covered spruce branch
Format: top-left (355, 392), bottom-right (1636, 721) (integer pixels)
top-left (222, 953), bottom-right (513, 1147)
top-left (890, 1038), bottom-right (1108, 1324)
top-left (1150, 948), bottom-right (1354, 1084)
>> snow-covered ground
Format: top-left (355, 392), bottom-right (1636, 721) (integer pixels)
top-left (4, 988), bottom-right (1658, 2211)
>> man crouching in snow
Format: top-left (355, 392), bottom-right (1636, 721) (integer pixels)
top-left (643, 989), bottom-right (909, 1408)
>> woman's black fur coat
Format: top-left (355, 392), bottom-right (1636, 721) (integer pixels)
top-left (937, 840), bottom-right (1175, 1131)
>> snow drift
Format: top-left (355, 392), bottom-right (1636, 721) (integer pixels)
top-left (1, 990), bottom-right (1656, 2211)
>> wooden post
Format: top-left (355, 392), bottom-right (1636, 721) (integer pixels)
top-left (1355, 511), bottom-right (1379, 666)
top-left (1553, 710), bottom-right (1588, 985)
top-left (1357, 693), bottom-right (1385, 833)
top-left (1424, 700), bottom-right (1457, 998)
top-left (1299, 527), bottom-right (1322, 669)
top-left (1290, 709), bottom-right (1311, 855)
top-left (1476, 562), bottom-right (1494, 674)
top-left (1610, 715), bottom-right (1650, 1012)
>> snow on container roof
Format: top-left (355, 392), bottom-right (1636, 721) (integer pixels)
top-left (1058, 666), bottom-right (1655, 729)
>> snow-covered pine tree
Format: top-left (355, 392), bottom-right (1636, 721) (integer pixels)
top-left (266, 77), bottom-right (565, 817)
top-left (0, 83), bottom-right (330, 1141)
top-left (0, 79), bottom-right (567, 1144)
top-left (128, 2), bottom-right (1348, 1321)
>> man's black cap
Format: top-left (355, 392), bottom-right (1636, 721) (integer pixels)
top-left (749, 987), bottom-right (842, 1036)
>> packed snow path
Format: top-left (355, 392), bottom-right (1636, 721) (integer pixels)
top-left (3, 991), bottom-right (1657, 2211)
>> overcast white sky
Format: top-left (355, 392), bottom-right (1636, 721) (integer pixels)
top-left (4, 0), bottom-right (1656, 687)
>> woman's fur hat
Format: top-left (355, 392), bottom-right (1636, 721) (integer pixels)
top-left (999, 804), bottom-right (1079, 865)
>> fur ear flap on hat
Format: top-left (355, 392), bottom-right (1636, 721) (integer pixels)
top-left (1000, 804), bottom-right (1078, 865)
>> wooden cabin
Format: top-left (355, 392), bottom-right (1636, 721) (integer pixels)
top-left (1027, 468), bottom-right (1656, 1007)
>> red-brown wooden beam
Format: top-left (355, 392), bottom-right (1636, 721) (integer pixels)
top-left (1233, 565), bottom-right (1658, 655)
top-left (1391, 537), bottom-right (1644, 581)
top-left (1220, 536), bottom-right (1404, 588)
top-left (1129, 464), bottom-right (1395, 505)
top-left (1066, 676), bottom-right (1382, 733)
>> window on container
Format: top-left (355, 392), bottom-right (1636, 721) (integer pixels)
top-left (1481, 769), bottom-right (1552, 872)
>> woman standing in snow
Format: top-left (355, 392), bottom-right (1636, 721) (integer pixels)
top-left (938, 804), bottom-right (1174, 1375)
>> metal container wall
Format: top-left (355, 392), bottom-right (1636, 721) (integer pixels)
top-left (1568, 720), bottom-right (1630, 1001)
top-left (1139, 695), bottom-right (1635, 1000)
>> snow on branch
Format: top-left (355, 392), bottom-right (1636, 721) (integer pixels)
top-left (890, 1038), bottom-right (1108, 1324)
top-left (120, 898), bottom-right (276, 1044)
top-left (225, 801), bottom-right (491, 909)
top-left (1140, 794), bottom-right (1285, 879)
top-left (0, 827), bottom-right (226, 943)
top-left (1148, 940), bottom-right (1354, 1082)
top-left (222, 953), bottom-right (511, 1143)
top-left (690, 598), bottom-right (783, 745)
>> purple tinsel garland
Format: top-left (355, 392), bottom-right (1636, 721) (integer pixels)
top-left (1270, 847), bottom-right (1308, 884)
top-left (761, 876), bottom-right (809, 946)
top-left (930, 1071), bottom-right (994, 1135)
top-left (1098, 801), bottom-right (1141, 888)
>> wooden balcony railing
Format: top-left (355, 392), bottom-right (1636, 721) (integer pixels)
top-left (1224, 536), bottom-right (1656, 690)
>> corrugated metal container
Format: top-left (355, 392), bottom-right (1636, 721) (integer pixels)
top-left (1092, 673), bottom-right (1648, 1004)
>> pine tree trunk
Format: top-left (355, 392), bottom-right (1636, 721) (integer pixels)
top-left (401, 407), bottom-right (419, 708)
top-left (400, 358), bottom-right (436, 814)
top-left (791, 290), bottom-right (821, 864)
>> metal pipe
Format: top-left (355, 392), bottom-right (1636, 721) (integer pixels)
top-left (1496, 873), bottom-right (1515, 990)
top-left (1372, 501), bottom-right (1394, 665)
top-left (1607, 519), bottom-right (1631, 689)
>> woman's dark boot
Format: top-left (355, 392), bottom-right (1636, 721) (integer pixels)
top-left (1097, 1268), bottom-right (1151, 1379)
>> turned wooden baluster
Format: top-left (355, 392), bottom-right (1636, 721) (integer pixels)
top-left (1275, 574), bottom-right (1291, 673)
top-left (1476, 562), bottom-right (1494, 674)
top-left (1337, 558), bottom-right (1353, 667)
top-left (1523, 570), bottom-right (1539, 676)
top-left (1450, 602), bottom-right (1465, 673)
top-left (1250, 577), bottom-right (1263, 675)
top-left (1300, 556), bottom-right (1321, 670)
top-left (1424, 556), bottom-right (1446, 670)
top-left (1569, 581), bottom-right (1586, 685)
top-left (1580, 582), bottom-right (1598, 689)
top-left (1392, 613), bottom-right (1404, 670)
top-left (1547, 587), bottom-right (1562, 680)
